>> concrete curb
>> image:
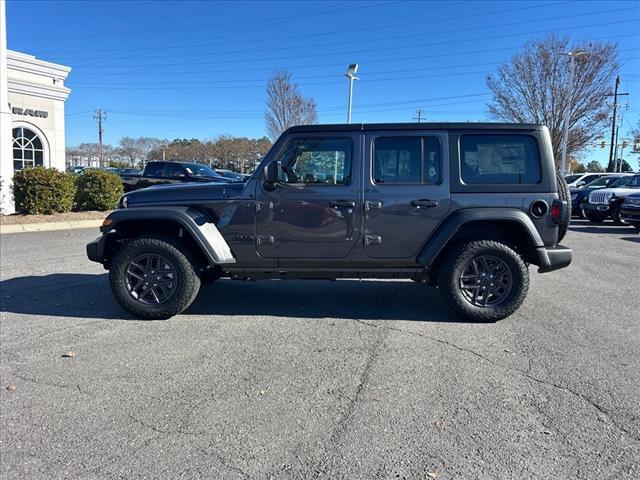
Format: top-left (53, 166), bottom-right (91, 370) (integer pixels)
top-left (0, 219), bottom-right (103, 235)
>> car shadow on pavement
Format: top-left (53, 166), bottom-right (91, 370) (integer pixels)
top-left (620, 236), bottom-right (640, 243)
top-left (569, 222), bottom-right (636, 235)
top-left (0, 274), bottom-right (462, 323)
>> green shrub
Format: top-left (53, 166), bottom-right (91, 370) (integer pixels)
top-left (75, 169), bottom-right (123, 211)
top-left (12, 167), bottom-right (76, 214)
top-left (108, 160), bottom-right (131, 169)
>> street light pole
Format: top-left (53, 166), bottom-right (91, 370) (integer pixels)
top-left (559, 49), bottom-right (587, 177)
top-left (345, 64), bottom-right (359, 124)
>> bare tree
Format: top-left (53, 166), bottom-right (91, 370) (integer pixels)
top-left (78, 143), bottom-right (101, 167)
top-left (117, 137), bottom-right (166, 167)
top-left (487, 35), bottom-right (619, 167)
top-left (264, 71), bottom-right (317, 141)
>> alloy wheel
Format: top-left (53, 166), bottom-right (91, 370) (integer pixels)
top-left (459, 255), bottom-right (513, 307)
top-left (125, 254), bottom-right (178, 304)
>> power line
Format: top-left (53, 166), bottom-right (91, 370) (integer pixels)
top-left (68, 18), bottom-right (639, 66)
top-left (37, 1), bottom-right (568, 56)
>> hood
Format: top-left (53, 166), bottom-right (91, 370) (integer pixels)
top-left (594, 187), bottom-right (640, 197)
top-left (123, 181), bottom-right (248, 207)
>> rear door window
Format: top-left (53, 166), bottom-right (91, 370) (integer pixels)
top-left (145, 163), bottom-right (164, 177)
top-left (460, 135), bottom-right (541, 184)
top-left (373, 137), bottom-right (441, 184)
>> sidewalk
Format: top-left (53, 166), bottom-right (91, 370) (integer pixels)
top-left (0, 211), bottom-right (109, 234)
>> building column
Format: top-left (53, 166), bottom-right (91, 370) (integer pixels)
top-left (0, 0), bottom-right (15, 214)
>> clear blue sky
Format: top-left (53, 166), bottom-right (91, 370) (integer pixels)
top-left (6, 0), bottom-right (640, 166)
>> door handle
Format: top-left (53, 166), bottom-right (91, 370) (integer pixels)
top-left (410, 199), bottom-right (439, 208)
top-left (329, 200), bottom-right (356, 209)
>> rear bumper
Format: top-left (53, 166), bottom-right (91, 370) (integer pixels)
top-left (86, 235), bottom-right (107, 264)
top-left (537, 245), bottom-right (572, 273)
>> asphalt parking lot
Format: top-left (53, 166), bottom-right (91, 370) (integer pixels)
top-left (1, 222), bottom-right (639, 479)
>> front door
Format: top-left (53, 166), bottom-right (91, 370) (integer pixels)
top-left (255, 133), bottom-right (361, 259)
top-left (363, 131), bottom-right (450, 258)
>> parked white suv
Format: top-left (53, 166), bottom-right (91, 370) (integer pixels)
top-left (584, 174), bottom-right (640, 224)
top-left (565, 172), bottom-right (626, 189)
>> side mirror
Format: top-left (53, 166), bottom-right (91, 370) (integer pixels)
top-left (576, 181), bottom-right (586, 188)
top-left (264, 161), bottom-right (279, 184)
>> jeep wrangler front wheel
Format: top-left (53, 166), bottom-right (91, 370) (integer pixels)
top-left (109, 235), bottom-right (202, 320)
top-left (437, 240), bottom-right (529, 323)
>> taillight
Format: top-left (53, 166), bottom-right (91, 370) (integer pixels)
top-left (551, 203), bottom-right (561, 219)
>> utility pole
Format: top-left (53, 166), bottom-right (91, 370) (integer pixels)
top-left (94, 109), bottom-right (106, 168)
top-left (413, 109), bottom-right (425, 123)
top-left (605, 76), bottom-right (628, 172)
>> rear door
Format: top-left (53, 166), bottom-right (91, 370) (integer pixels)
top-left (363, 130), bottom-right (450, 258)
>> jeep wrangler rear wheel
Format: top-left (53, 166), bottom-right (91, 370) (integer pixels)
top-left (437, 240), bottom-right (529, 323)
top-left (109, 235), bottom-right (201, 320)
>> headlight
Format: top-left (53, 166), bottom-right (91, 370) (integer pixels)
top-left (606, 193), bottom-right (615, 202)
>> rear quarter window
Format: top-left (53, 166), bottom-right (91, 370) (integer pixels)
top-left (460, 135), bottom-right (541, 184)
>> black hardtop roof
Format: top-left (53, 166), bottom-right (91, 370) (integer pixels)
top-left (286, 122), bottom-right (545, 133)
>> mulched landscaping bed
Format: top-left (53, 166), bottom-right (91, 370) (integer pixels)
top-left (0, 210), bottom-right (112, 225)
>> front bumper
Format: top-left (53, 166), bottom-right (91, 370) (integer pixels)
top-left (621, 204), bottom-right (640, 225)
top-left (537, 245), bottom-right (572, 273)
top-left (87, 234), bottom-right (108, 264)
top-left (583, 203), bottom-right (611, 214)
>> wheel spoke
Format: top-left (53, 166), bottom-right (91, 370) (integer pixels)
top-left (459, 254), bottom-right (514, 308)
top-left (125, 253), bottom-right (178, 305)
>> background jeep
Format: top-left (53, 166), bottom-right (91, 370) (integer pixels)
top-left (87, 123), bottom-right (572, 322)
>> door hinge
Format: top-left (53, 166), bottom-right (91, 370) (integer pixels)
top-left (257, 235), bottom-right (275, 246)
top-left (364, 234), bottom-right (382, 246)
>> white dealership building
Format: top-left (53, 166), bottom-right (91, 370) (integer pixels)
top-left (1, 0), bottom-right (71, 214)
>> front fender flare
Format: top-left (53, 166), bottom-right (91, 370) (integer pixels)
top-left (102, 206), bottom-right (235, 265)
top-left (416, 208), bottom-right (544, 268)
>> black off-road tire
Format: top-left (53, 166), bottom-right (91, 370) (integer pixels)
top-left (577, 202), bottom-right (587, 219)
top-left (109, 235), bottom-right (201, 320)
top-left (437, 240), bottom-right (529, 323)
top-left (611, 204), bottom-right (627, 226)
top-left (556, 173), bottom-right (571, 242)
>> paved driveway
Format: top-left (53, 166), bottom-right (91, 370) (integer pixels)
top-left (1, 222), bottom-right (638, 479)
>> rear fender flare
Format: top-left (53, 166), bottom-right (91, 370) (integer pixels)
top-left (416, 208), bottom-right (545, 268)
top-left (104, 206), bottom-right (235, 265)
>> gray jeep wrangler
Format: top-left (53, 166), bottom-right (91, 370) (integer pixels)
top-left (87, 123), bottom-right (572, 322)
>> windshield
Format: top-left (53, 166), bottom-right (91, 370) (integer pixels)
top-left (565, 174), bottom-right (581, 183)
top-left (611, 176), bottom-right (636, 188)
top-left (183, 163), bottom-right (219, 177)
top-left (587, 176), bottom-right (619, 188)
top-left (629, 176), bottom-right (640, 188)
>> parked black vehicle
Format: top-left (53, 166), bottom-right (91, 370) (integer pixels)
top-left (584, 174), bottom-right (640, 224)
top-left (620, 192), bottom-right (640, 232)
top-left (215, 169), bottom-right (251, 182)
top-left (570, 174), bottom-right (633, 219)
top-left (120, 161), bottom-right (232, 192)
top-left (87, 123), bottom-right (572, 323)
